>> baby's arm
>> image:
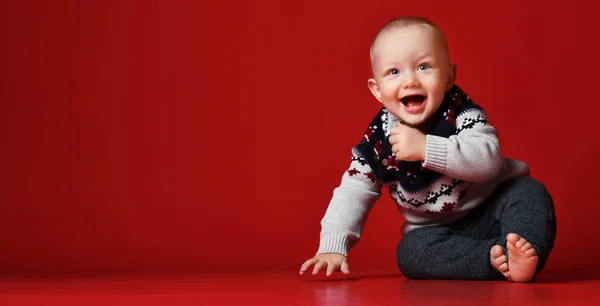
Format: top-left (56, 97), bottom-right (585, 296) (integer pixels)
top-left (317, 152), bottom-right (382, 256)
top-left (423, 108), bottom-right (503, 182)
top-left (300, 148), bottom-right (382, 276)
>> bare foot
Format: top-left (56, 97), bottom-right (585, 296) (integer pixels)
top-left (490, 244), bottom-right (512, 281)
top-left (506, 233), bottom-right (539, 283)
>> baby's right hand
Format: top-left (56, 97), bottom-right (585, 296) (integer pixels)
top-left (299, 253), bottom-right (350, 276)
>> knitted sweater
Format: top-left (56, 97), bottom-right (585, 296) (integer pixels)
top-left (317, 85), bottom-right (530, 256)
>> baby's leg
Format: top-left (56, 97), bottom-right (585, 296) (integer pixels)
top-left (396, 177), bottom-right (556, 281)
top-left (490, 177), bottom-right (557, 282)
top-left (396, 226), bottom-right (503, 280)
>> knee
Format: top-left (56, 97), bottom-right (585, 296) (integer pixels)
top-left (510, 177), bottom-right (550, 197)
top-left (507, 177), bottom-right (554, 207)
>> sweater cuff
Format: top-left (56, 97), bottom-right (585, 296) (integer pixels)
top-left (316, 234), bottom-right (351, 256)
top-left (423, 134), bottom-right (448, 173)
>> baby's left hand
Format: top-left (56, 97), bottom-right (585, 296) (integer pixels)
top-left (389, 123), bottom-right (426, 162)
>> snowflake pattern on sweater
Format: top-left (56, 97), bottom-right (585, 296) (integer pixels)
top-left (353, 85), bottom-right (490, 213)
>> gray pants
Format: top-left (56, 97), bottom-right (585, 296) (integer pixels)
top-left (396, 177), bottom-right (557, 280)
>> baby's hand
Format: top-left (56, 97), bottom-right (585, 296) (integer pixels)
top-left (389, 123), bottom-right (426, 161)
top-left (299, 253), bottom-right (350, 276)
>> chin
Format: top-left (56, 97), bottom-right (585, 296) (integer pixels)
top-left (397, 112), bottom-right (430, 127)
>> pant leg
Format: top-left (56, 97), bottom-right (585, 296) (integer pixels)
top-left (396, 176), bottom-right (557, 280)
top-left (493, 177), bottom-right (557, 272)
top-left (396, 226), bottom-right (503, 280)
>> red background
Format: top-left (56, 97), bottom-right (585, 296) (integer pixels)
top-left (1, 0), bottom-right (596, 275)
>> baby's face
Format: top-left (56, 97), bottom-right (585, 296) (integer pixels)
top-left (369, 25), bottom-right (454, 127)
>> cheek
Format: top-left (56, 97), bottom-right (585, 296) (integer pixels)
top-left (423, 77), bottom-right (447, 95)
top-left (380, 85), bottom-right (399, 100)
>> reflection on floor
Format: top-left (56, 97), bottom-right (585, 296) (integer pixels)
top-left (0, 269), bottom-right (598, 305)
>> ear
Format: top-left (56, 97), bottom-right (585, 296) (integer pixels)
top-left (446, 63), bottom-right (457, 91)
top-left (367, 78), bottom-right (382, 102)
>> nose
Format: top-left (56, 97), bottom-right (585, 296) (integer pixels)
top-left (401, 72), bottom-right (420, 88)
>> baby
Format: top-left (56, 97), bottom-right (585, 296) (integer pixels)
top-left (299, 16), bottom-right (556, 282)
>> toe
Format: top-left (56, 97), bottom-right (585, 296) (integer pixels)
top-left (525, 248), bottom-right (537, 257)
top-left (498, 262), bottom-right (509, 273)
top-left (507, 233), bottom-right (519, 245)
top-left (491, 252), bottom-right (508, 273)
top-left (493, 255), bottom-right (507, 265)
top-left (516, 238), bottom-right (526, 248)
top-left (521, 242), bottom-right (532, 251)
top-left (490, 245), bottom-right (504, 259)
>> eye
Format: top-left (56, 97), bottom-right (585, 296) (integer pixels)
top-left (417, 64), bottom-right (429, 71)
top-left (389, 68), bottom-right (400, 75)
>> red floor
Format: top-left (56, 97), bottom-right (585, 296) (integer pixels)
top-left (0, 270), bottom-right (598, 305)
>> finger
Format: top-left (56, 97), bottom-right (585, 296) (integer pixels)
top-left (326, 261), bottom-right (336, 277)
top-left (341, 258), bottom-right (350, 275)
top-left (299, 258), bottom-right (318, 275)
top-left (312, 260), bottom-right (326, 275)
top-left (389, 135), bottom-right (399, 145)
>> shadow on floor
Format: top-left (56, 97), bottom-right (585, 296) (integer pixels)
top-left (307, 272), bottom-right (402, 282)
top-left (306, 269), bottom-right (600, 283)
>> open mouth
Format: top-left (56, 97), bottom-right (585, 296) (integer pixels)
top-left (401, 95), bottom-right (426, 109)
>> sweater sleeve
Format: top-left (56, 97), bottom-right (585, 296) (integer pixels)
top-left (422, 108), bottom-right (503, 183)
top-left (316, 148), bottom-right (383, 256)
